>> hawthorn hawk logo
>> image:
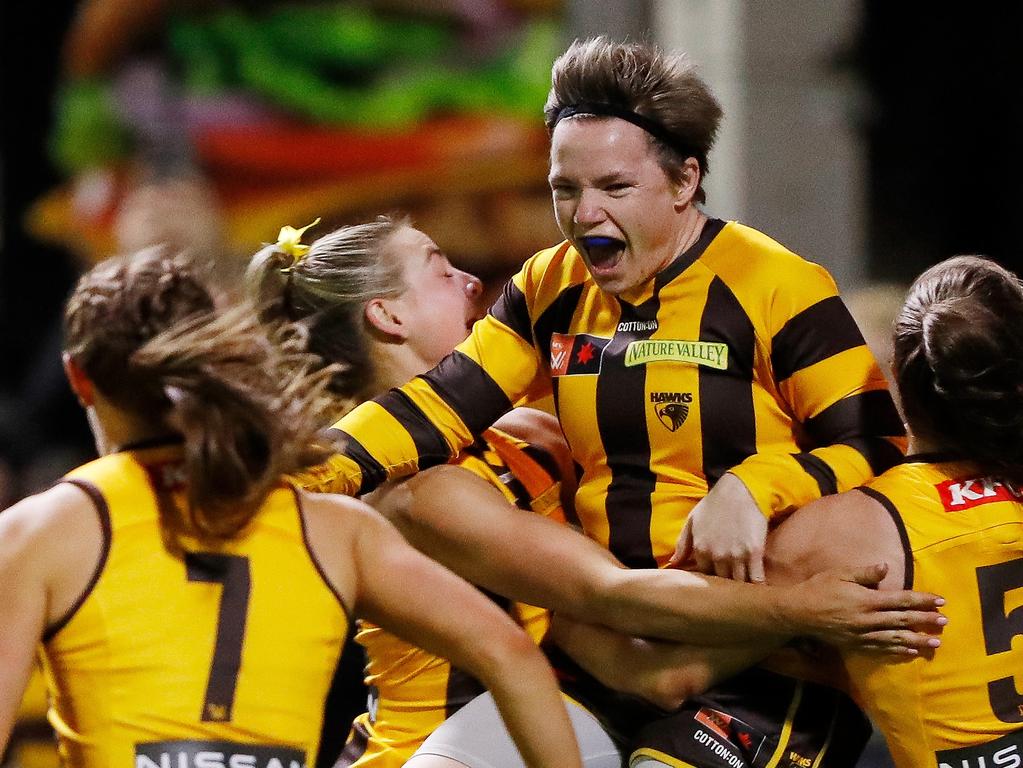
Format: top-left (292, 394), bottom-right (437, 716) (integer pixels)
top-left (650, 392), bottom-right (693, 431)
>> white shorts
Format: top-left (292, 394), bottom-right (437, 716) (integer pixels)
top-left (410, 691), bottom-right (623, 768)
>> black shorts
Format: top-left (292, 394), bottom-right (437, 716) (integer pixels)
top-left (629, 667), bottom-right (872, 768)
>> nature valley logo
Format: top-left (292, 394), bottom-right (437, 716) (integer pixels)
top-left (625, 340), bottom-right (728, 370)
top-left (651, 392), bottom-right (692, 432)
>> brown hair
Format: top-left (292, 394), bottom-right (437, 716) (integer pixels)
top-left (894, 255), bottom-right (1023, 483)
top-left (64, 249), bottom-right (336, 550)
top-left (544, 37), bottom-right (723, 204)
top-left (245, 215), bottom-right (410, 402)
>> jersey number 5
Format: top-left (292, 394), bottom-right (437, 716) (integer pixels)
top-left (186, 553), bottom-right (251, 723)
top-left (977, 557), bottom-right (1023, 723)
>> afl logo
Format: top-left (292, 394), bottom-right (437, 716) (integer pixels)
top-left (650, 392), bottom-right (693, 432)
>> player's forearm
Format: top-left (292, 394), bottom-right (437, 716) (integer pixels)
top-left (477, 637), bottom-right (584, 768)
top-left (549, 616), bottom-right (769, 711)
top-left (590, 567), bottom-right (802, 645)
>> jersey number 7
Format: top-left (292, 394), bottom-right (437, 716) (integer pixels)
top-left (186, 553), bottom-right (251, 723)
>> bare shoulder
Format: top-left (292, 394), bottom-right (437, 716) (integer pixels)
top-left (0, 482), bottom-right (106, 626)
top-left (0, 483), bottom-right (101, 561)
top-left (296, 488), bottom-right (383, 539)
top-left (766, 488), bottom-right (905, 589)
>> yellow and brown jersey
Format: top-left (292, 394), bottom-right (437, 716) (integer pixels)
top-left (339, 427), bottom-right (563, 768)
top-left (322, 220), bottom-right (904, 567)
top-left (41, 449), bottom-right (349, 768)
top-left (847, 458), bottom-right (1023, 766)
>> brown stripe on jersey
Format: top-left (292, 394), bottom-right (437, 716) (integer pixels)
top-left (521, 444), bottom-right (561, 485)
top-left (792, 452), bottom-right (839, 496)
top-left (43, 479), bottom-right (113, 642)
top-left (595, 223), bottom-right (726, 568)
top-left (421, 350), bottom-right (513, 436)
top-left (532, 282), bottom-right (586, 419)
top-left (840, 436), bottom-right (906, 476)
top-left (335, 717), bottom-right (370, 767)
top-left (329, 427), bottom-right (388, 496)
top-left (495, 469), bottom-right (532, 511)
top-left (373, 387), bottom-right (459, 470)
top-left (533, 283), bottom-right (587, 367)
top-left (770, 296), bottom-right (866, 382)
top-left (699, 277), bottom-right (757, 486)
top-left (856, 486), bottom-right (914, 588)
top-left (466, 440), bottom-right (534, 511)
top-left (489, 279), bottom-right (534, 344)
top-left (316, 625), bottom-right (363, 767)
top-left (804, 390), bottom-right (906, 443)
top-left (597, 298), bottom-right (661, 569)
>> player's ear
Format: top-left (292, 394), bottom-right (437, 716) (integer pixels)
top-left (63, 353), bottom-right (95, 407)
top-left (673, 157), bottom-right (701, 211)
top-left (364, 298), bottom-right (409, 340)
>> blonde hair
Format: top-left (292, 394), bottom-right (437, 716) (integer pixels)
top-left (245, 215), bottom-right (411, 401)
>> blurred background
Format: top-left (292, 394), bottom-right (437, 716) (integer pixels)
top-left (2, 0), bottom-right (1021, 766)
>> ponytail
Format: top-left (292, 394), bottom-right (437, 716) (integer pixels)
top-left (244, 215), bottom-right (411, 402)
top-left (65, 249), bottom-right (335, 551)
top-left (131, 308), bottom-right (336, 548)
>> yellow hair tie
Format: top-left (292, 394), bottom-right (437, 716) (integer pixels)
top-left (276, 217), bottom-right (321, 268)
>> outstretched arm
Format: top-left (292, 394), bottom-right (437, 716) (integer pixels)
top-left (372, 465), bottom-right (945, 651)
top-left (549, 488), bottom-right (939, 709)
top-left (303, 493), bottom-right (581, 768)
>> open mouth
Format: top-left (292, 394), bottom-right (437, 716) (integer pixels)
top-left (579, 235), bottom-right (626, 273)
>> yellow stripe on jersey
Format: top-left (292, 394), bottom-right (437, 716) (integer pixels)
top-left (330, 220), bottom-right (905, 566)
top-left (779, 346), bottom-right (888, 421)
top-left (763, 682), bottom-right (803, 768)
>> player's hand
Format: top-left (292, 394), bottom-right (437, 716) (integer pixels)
top-left (668, 472), bottom-right (767, 582)
top-left (785, 563), bottom-right (947, 656)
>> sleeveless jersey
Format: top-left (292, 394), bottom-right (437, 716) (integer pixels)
top-left (339, 427), bottom-right (564, 768)
top-left (40, 450), bottom-right (350, 768)
top-left (317, 220), bottom-right (904, 567)
top-left (848, 459), bottom-right (1023, 766)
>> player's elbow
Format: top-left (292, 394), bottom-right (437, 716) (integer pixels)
top-left (469, 623), bottom-right (546, 688)
top-left (633, 667), bottom-right (708, 712)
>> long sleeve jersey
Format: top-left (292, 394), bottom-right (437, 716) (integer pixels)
top-left (301, 219), bottom-right (905, 567)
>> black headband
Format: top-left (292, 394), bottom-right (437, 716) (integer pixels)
top-left (553, 102), bottom-right (695, 159)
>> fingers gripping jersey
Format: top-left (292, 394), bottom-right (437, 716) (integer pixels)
top-left (325, 220), bottom-right (904, 567)
top-left (337, 427), bottom-right (564, 768)
top-left (847, 460), bottom-right (1023, 766)
top-left (40, 451), bottom-right (350, 768)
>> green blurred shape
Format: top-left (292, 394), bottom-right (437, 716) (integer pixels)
top-left (50, 79), bottom-right (132, 173)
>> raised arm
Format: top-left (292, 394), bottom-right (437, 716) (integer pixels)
top-left (301, 492), bottom-right (581, 768)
